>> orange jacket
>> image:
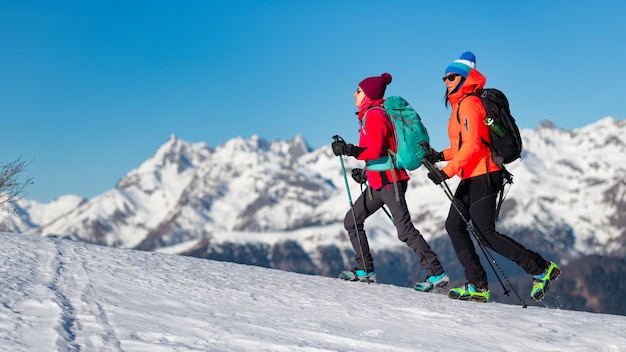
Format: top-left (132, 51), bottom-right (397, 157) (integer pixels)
top-left (442, 69), bottom-right (501, 179)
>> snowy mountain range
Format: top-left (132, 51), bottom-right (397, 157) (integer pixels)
top-left (3, 117), bottom-right (626, 313)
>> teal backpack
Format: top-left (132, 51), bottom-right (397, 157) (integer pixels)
top-left (364, 96), bottom-right (430, 171)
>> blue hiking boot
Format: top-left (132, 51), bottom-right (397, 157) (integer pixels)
top-left (531, 261), bottom-right (560, 302)
top-left (339, 268), bottom-right (376, 283)
top-left (414, 272), bottom-right (449, 292)
top-left (448, 282), bottom-right (490, 302)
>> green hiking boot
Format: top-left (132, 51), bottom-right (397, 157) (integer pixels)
top-left (338, 268), bottom-right (377, 283)
top-left (448, 282), bottom-right (490, 302)
top-left (531, 261), bottom-right (560, 302)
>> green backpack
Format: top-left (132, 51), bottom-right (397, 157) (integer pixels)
top-left (365, 96), bottom-right (430, 171)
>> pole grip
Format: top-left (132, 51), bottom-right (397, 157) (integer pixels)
top-left (419, 142), bottom-right (439, 175)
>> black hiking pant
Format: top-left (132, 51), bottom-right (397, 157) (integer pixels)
top-left (445, 172), bottom-right (548, 285)
top-left (343, 180), bottom-right (444, 276)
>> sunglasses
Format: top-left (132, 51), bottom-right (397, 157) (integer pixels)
top-left (442, 74), bottom-right (461, 82)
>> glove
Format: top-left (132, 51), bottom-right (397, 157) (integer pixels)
top-left (343, 143), bottom-right (364, 157)
top-left (424, 148), bottom-right (444, 163)
top-left (331, 140), bottom-right (347, 156)
top-left (351, 168), bottom-right (367, 184)
top-left (331, 140), bottom-right (365, 157)
top-left (422, 143), bottom-right (444, 163)
top-left (427, 167), bottom-right (449, 185)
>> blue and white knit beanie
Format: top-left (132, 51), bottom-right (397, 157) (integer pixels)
top-left (445, 51), bottom-right (476, 78)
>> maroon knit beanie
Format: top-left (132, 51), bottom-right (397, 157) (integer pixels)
top-left (358, 73), bottom-right (392, 100)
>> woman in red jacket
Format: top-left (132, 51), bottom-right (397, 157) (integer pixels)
top-left (426, 52), bottom-right (559, 302)
top-left (332, 73), bottom-right (448, 292)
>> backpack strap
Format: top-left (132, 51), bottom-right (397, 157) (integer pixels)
top-left (362, 106), bottom-right (400, 202)
top-left (455, 92), bottom-right (480, 122)
top-left (492, 168), bottom-right (514, 222)
top-left (362, 106), bottom-right (394, 169)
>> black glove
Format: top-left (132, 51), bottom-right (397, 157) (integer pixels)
top-left (427, 167), bottom-right (449, 185)
top-left (331, 140), bottom-right (347, 156)
top-left (351, 168), bottom-right (367, 184)
top-left (422, 143), bottom-right (444, 163)
top-left (344, 143), bottom-right (365, 157)
top-left (331, 140), bottom-right (365, 157)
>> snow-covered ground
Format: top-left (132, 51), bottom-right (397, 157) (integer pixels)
top-left (1, 232), bottom-right (624, 352)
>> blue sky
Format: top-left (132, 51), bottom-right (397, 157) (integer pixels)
top-left (1, 1), bottom-right (625, 203)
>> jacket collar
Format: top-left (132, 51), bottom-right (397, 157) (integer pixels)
top-left (357, 97), bottom-right (385, 120)
top-left (447, 69), bottom-right (487, 105)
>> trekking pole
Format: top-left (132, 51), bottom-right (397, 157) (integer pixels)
top-left (381, 205), bottom-right (394, 224)
top-left (420, 145), bottom-right (527, 308)
top-left (333, 135), bottom-right (373, 284)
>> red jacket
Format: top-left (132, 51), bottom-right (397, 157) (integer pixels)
top-left (356, 99), bottom-right (409, 190)
top-left (442, 69), bottom-right (501, 179)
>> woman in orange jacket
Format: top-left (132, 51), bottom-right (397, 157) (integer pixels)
top-left (426, 52), bottom-right (559, 302)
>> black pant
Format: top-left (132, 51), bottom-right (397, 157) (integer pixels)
top-left (343, 180), bottom-right (444, 276)
top-left (445, 172), bottom-right (547, 284)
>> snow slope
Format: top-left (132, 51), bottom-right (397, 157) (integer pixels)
top-left (0, 232), bottom-right (624, 352)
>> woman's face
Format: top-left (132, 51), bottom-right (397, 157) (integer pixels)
top-left (443, 72), bottom-right (461, 93)
top-left (354, 87), bottom-right (365, 107)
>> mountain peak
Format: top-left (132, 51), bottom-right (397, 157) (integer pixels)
top-left (287, 134), bottom-right (311, 156)
top-left (539, 119), bottom-right (558, 129)
top-left (584, 115), bottom-right (623, 130)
